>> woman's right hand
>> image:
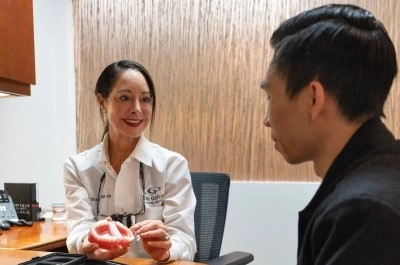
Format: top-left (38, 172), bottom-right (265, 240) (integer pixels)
top-left (82, 234), bottom-right (129, 261)
top-left (81, 217), bottom-right (132, 261)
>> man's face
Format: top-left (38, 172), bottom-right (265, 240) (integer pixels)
top-left (260, 69), bottom-right (314, 164)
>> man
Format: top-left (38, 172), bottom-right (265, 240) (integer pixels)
top-left (260, 4), bottom-right (400, 265)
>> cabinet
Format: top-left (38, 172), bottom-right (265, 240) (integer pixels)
top-left (0, 0), bottom-right (35, 96)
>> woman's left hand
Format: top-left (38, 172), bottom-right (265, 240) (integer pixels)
top-left (131, 220), bottom-right (171, 262)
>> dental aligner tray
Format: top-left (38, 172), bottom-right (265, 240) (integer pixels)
top-left (18, 253), bottom-right (126, 265)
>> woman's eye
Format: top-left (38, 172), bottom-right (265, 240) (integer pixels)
top-left (119, 95), bottom-right (129, 101)
top-left (142, 97), bottom-right (152, 103)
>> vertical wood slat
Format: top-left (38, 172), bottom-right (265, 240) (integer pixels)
top-left (74, 0), bottom-right (400, 182)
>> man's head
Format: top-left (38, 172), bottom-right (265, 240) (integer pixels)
top-left (269, 4), bottom-right (397, 121)
top-left (260, 4), bottom-right (398, 176)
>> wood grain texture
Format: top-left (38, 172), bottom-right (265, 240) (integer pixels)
top-left (74, 0), bottom-right (400, 182)
top-left (0, 219), bottom-right (67, 250)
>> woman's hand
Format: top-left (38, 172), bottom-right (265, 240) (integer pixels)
top-left (131, 220), bottom-right (171, 262)
top-left (82, 217), bottom-right (132, 261)
top-left (82, 237), bottom-right (129, 261)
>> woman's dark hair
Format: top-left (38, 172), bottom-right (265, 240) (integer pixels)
top-left (95, 60), bottom-right (156, 138)
top-left (269, 4), bottom-right (398, 121)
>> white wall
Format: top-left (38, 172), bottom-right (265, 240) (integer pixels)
top-left (222, 182), bottom-right (319, 265)
top-left (0, 0), bottom-right (76, 209)
top-left (0, 1), bottom-right (321, 264)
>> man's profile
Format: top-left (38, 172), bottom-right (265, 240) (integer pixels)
top-left (260, 4), bottom-right (399, 264)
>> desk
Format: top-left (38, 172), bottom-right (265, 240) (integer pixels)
top-left (0, 249), bottom-right (205, 265)
top-left (0, 219), bottom-right (68, 251)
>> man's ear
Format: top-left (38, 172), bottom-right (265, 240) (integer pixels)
top-left (308, 81), bottom-right (326, 121)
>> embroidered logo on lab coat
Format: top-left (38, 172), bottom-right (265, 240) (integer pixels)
top-left (145, 186), bottom-right (164, 206)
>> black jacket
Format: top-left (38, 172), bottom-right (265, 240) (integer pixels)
top-left (298, 118), bottom-right (400, 265)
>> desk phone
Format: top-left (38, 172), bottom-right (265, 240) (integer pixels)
top-left (0, 189), bottom-right (19, 222)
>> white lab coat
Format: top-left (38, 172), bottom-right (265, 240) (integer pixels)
top-left (63, 134), bottom-right (197, 261)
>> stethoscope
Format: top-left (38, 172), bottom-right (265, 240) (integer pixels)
top-left (96, 162), bottom-right (145, 227)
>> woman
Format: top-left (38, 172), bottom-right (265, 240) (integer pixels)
top-left (63, 60), bottom-right (197, 262)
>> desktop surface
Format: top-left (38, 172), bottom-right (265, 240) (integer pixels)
top-left (0, 219), bottom-right (67, 251)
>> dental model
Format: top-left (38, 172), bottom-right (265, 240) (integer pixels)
top-left (88, 219), bottom-right (134, 250)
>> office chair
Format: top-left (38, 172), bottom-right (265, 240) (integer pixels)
top-left (191, 172), bottom-right (254, 265)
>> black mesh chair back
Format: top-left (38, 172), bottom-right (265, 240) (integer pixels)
top-left (191, 172), bottom-right (231, 262)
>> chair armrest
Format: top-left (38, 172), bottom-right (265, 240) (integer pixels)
top-left (207, 251), bottom-right (254, 265)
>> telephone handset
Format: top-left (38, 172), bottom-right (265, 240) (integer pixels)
top-left (0, 189), bottom-right (19, 222)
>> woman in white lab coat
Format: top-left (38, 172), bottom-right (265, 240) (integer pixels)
top-left (63, 60), bottom-right (197, 262)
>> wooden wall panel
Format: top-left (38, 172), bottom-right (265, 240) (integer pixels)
top-left (74, 0), bottom-right (400, 182)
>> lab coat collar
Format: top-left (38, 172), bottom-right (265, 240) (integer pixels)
top-left (129, 135), bottom-right (153, 167)
top-left (98, 133), bottom-right (152, 168)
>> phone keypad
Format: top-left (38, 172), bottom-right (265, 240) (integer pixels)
top-left (0, 190), bottom-right (18, 221)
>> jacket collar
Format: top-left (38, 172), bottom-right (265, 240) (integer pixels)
top-left (301, 117), bottom-right (396, 214)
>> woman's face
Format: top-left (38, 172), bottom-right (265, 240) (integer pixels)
top-left (98, 69), bottom-right (153, 141)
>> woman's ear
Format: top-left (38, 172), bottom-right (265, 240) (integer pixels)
top-left (308, 81), bottom-right (326, 121)
top-left (97, 93), bottom-right (106, 113)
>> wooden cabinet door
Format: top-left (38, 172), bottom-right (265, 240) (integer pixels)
top-left (0, 0), bottom-right (35, 96)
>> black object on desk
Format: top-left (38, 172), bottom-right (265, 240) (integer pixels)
top-left (18, 253), bottom-right (126, 265)
top-left (4, 183), bottom-right (42, 222)
top-left (6, 219), bottom-right (33, 227)
top-left (0, 220), bottom-right (10, 230)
